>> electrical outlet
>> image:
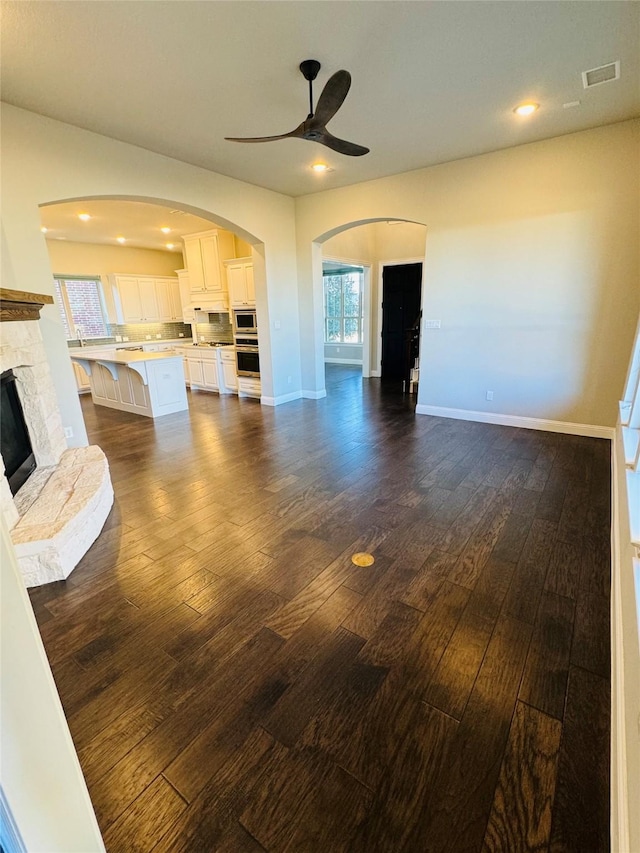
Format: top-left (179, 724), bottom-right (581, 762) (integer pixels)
top-left (486, 390), bottom-right (494, 401)
top-left (64, 427), bottom-right (73, 439)
top-left (123, 336), bottom-right (129, 341)
top-left (287, 375), bottom-right (292, 384)
top-left (178, 333), bottom-right (184, 337)
top-left (156, 333), bottom-right (162, 339)
top-left (145, 335), bottom-right (151, 340)
top-left (115, 335), bottom-right (122, 342)
top-left (274, 320), bottom-right (281, 330)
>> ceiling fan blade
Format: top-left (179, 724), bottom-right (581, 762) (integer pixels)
top-left (311, 70), bottom-right (351, 127)
top-left (225, 129), bottom-right (301, 143)
top-left (317, 130), bottom-right (370, 157)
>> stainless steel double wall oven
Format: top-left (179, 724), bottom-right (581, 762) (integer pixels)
top-left (233, 309), bottom-right (259, 378)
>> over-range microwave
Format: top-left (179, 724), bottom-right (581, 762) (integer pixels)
top-left (233, 309), bottom-right (257, 335)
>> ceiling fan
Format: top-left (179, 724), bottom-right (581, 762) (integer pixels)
top-left (225, 60), bottom-right (370, 157)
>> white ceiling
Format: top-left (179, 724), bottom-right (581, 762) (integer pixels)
top-left (40, 199), bottom-right (223, 253)
top-left (2, 1), bottom-right (639, 198)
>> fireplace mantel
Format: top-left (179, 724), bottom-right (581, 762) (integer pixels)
top-left (0, 288), bottom-right (54, 322)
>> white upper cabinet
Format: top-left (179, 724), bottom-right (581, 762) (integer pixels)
top-left (111, 275), bottom-right (182, 324)
top-left (176, 269), bottom-right (195, 322)
top-left (156, 278), bottom-right (182, 322)
top-left (225, 258), bottom-right (255, 307)
top-left (182, 229), bottom-right (236, 308)
top-left (139, 278), bottom-right (159, 320)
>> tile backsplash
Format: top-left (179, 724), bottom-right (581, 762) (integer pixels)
top-left (67, 321), bottom-right (192, 347)
top-left (109, 322), bottom-right (193, 342)
top-left (193, 314), bottom-right (233, 343)
top-left (66, 316), bottom-right (235, 347)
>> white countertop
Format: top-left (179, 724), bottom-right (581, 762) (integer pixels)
top-left (70, 350), bottom-right (182, 365)
top-left (67, 338), bottom-right (192, 353)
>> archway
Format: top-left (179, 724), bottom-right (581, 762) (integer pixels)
top-left (38, 195), bottom-right (274, 418)
top-left (312, 218), bottom-right (428, 396)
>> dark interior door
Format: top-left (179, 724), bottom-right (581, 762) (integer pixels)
top-left (381, 263), bottom-right (422, 381)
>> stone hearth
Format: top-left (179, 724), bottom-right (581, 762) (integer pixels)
top-left (0, 288), bottom-right (114, 587)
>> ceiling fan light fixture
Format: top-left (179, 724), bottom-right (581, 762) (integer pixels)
top-left (513, 102), bottom-right (539, 117)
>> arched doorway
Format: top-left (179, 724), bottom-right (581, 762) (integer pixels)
top-left (38, 195), bottom-right (274, 428)
top-left (312, 218), bottom-right (427, 396)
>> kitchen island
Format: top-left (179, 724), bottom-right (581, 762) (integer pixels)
top-left (70, 350), bottom-right (188, 418)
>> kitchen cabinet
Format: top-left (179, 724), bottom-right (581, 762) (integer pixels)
top-left (117, 276), bottom-right (158, 323)
top-left (70, 350), bottom-right (188, 418)
top-left (187, 358), bottom-right (205, 388)
top-left (142, 343), bottom-right (177, 353)
top-left (220, 347), bottom-right (237, 392)
top-left (72, 360), bottom-right (91, 394)
top-left (237, 376), bottom-right (261, 399)
top-left (174, 346), bottom-right (192, 383)
top-left (202, 359), bottom-right (219, 389)
top-left (174, 345), bottom-right (238, 394)
top-left (184, 351), bottom-right (220, 392)
top-left (225, 258), bottom-right (255, 307)
top-left (176, 270), bottom-right (195, 322)
top-left (110, 275), bottom-right (182, 323)
top-left (183, 229), bottom-right (236, 308)
top-left (155, 278), bottom-right (183, 322)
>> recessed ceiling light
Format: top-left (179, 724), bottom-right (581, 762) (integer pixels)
top-left (161, 227), bottom-right (171, 234)
top-left (116, 236), bottom-right (126, 243)
top-left (78, 213), bottom-right (91, 221)
top-left (513, 103), bottom-right (539, 117)
top-left (311, 163), bottom-right (329, 172)
top-left (40, 226), bottom-right (48, 233)
top-left (166, 243), bottom-right (175, 250)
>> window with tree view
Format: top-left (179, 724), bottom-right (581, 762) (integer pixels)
top-left (53, 277), bottom-right (109, 341)
top-left (323, 268), bottom-right (364, 344)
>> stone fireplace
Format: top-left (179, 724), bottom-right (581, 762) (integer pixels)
top-left (0, 288), bottom-right (114, 587)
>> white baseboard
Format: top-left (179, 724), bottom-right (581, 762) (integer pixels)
top-left (370, 369), bottom-right (381, 378)
top-left (414, 404), bottom-right (615, 439)
top-left (260, 390), bottom-right (302, 407)
top-left (301, 389), bottom-right (327, 400)
top-left (324, 358), bottom-right (363, 365)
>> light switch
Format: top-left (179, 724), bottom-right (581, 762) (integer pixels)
top-left (424, 319), bottom-right (441, 329)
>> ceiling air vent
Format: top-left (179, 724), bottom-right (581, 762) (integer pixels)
top-left (582, 61), bottom-right (620, 89)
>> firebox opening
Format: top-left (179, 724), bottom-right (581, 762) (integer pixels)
top-left (1, 369), bottom-right (37, 496)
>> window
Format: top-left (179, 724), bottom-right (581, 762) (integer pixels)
top-left (53, 277), bottom-right (109, 340)
top-left (620, 315), bottom-right (640, 549)
top-left (323, 267), bottom-right (364, 344)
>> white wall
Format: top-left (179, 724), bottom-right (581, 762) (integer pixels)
top-left (0, 518), bottom-right (105, 851)
top-left (296, 121), bottom-right (640, 428)
top-left (1, 103), bottom-right (300, 439)
top-left (47, 239), bottom-right (184, 278)
top-left (324, 344), bottom-right (363, 363)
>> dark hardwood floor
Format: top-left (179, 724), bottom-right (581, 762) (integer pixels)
top-left (29, 365), bottom-right (611, 852)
